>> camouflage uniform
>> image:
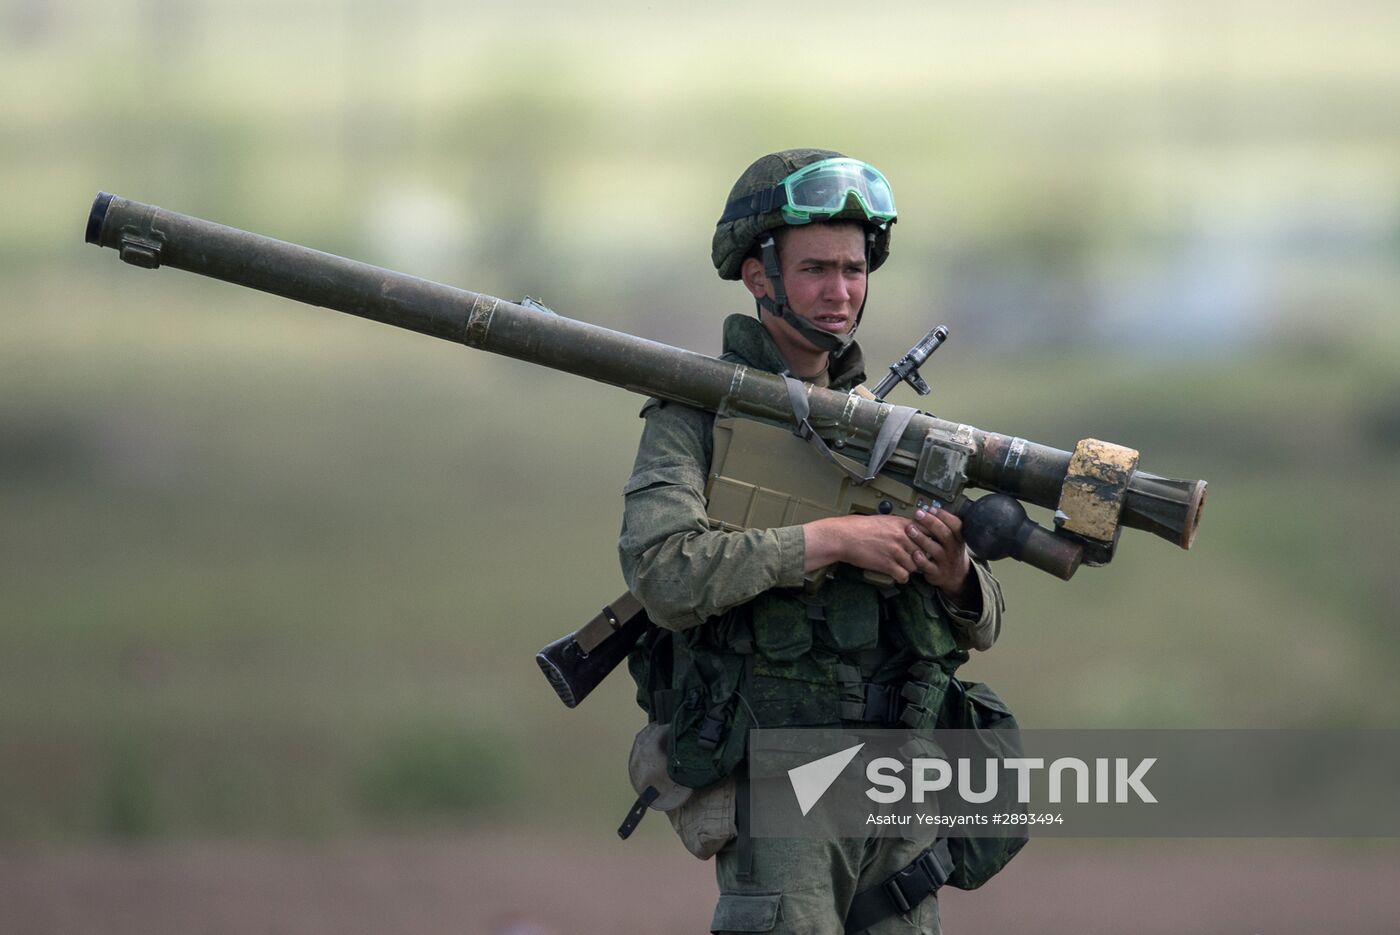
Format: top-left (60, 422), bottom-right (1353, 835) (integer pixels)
top-left (619, 313), bottom-right (1003, 935)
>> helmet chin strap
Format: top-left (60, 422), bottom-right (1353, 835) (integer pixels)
top-left (755, 232), bottom-right (874, 355)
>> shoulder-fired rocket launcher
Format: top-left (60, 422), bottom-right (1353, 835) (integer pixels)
top-left (86, 193), bottom-right (1207, 701)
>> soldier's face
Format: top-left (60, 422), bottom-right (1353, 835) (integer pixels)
top-left (743, 222), bottom-right (868, 354)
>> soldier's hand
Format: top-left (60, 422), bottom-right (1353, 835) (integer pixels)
top-left (802, 514), bottom-right (925, 584)
top-left (906, 506), bottom-right (975, 601)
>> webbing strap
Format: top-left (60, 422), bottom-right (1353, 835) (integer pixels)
top-left (837, 663), bottom-right (867, 722)
top-left (616, 785), bottom-right (659, 840)
top-left (781, 376), bottom-right (916, 486)
top-left (735, 759), bottom-right (754, 882)
top-left (868, 404), bottom-right (917, 477)
top-left (758, 237), bottom-right (851, 354)
top-left (844, 838), bottom-right (954, 933)
top-left (759, 236), bottom-right (790, 318)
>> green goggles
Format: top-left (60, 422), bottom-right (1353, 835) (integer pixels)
top-left (720, 157), bottom-right (898, 227)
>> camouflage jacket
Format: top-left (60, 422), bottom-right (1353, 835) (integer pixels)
top-left (618, 314), bottom-right (1002, 650)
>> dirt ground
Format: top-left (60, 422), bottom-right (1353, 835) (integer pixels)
top-left (1, 834), bottom-right (1396, 934)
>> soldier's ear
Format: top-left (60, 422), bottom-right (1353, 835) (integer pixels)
top-left (740, 256), bottom-right (770, 300)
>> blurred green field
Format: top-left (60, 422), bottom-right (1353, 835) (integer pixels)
top-left (3, 274), bottom-right (1397, 843)
top-left (2, 0), bottom-right (1398, 847)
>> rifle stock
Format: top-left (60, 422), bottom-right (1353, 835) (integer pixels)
top-left (536, 593), bottom-right (650, 708)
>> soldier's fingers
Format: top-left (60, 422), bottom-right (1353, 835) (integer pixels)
top-left (931, 514), bottom-right (965, 549)
top-left (907, 523), bottom-right (950, 563)
top-left (905, 522), bottom-right (932, 548)
top-left (914, 509), bottom-right (956, 548)
top-left (934, 508), bottom-right (963, 537)
top-left (885, 558), bottom-right (912, 583)
top-left (913, 551), bottom-right (939, 576)
top-left (894, 545), bottom-right (918, 572)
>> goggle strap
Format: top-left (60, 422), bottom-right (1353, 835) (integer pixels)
top-left (719, 185), bottom-right (789, 224)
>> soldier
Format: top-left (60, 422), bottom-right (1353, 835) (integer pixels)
top-left (619, 149), bottom-right (1005, 935)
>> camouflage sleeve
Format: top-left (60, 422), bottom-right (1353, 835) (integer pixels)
top-left (937, 559), bottom-right (1004, 652)
top-left (618, 400), bottom-right (807, 631)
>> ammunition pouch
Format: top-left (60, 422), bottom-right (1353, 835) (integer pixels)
top-left (884, 579), bottom-right (962, 660)
top-left (937, 678), bottom-right (1030, 890)
top-left (623, 561), bottom-right (995, 871)
top-left (666, 773), bottom-right (738, 860)
top-left (629, 614), bottom-right (754, 791)
top-left (628, 569), bottom-right (970, 790)
top-left (834, 660), bottom-right (952, 728)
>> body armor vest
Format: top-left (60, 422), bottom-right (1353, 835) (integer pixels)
top-left (628, 324), bottom-right (971, 788)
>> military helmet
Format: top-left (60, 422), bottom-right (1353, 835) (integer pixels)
top-left (711, 148), bottom-right (895, 281)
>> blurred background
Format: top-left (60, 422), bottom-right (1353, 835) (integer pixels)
top-left (2, 0), bottom-right (1398, 932)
